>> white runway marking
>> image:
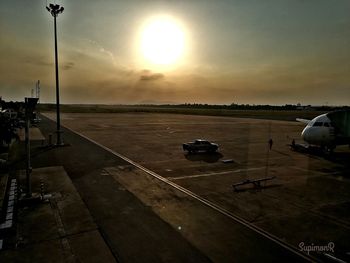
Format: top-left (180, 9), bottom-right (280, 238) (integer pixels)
top-left (169, 167), bottom-right (266, 181)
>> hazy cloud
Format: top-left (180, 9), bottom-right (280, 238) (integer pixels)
top-left (85, 38), bottom-right (117, 66)
top-left (24, 56), bottom-right (52, 67)
top-left (61, 62), bottom-right (75, 71)
top-left (140, 70), bottom-right (164, 81)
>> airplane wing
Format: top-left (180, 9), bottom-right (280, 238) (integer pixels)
top-left (296, 118), bottom-right (310, 124)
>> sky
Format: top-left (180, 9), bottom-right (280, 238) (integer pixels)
top-left (1, 0), bottom-right (350, 105)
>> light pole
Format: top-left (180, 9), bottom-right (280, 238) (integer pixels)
top-left (46, 4), bottom-right (64, 145)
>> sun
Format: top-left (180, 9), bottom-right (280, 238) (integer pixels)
top-left (140, 16), bottom-right (185, 66)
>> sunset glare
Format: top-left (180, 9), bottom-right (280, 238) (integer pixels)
top-left (140, 16), bottom-right (185, 66)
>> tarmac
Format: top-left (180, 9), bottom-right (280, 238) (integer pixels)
top-left (0, 114), bottom-right (318, 262)
top-left (42, 112), bottom-right (350, 262)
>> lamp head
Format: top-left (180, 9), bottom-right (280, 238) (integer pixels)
top-left (46, 3), bottom-right (64, 16)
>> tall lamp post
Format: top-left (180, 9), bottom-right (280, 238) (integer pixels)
top-left (46, 4), bottom-right (64, 145)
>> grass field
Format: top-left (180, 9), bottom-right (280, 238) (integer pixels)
top-left (38, 104), bottom-right (326, 121)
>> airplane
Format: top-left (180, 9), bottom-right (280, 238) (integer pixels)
top-left (296, 109), bottom-right (350, 152)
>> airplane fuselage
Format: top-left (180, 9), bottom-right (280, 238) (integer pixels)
top-left (299, 110), bottom-right (350, 150)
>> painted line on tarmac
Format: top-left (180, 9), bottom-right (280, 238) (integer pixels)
top-left (249, 156), bottom-right (286, 161)
top-left (291, 166), bottom-right (345, 176)
top-left (55, 120), bottom-right (317, 262)
top-left (169, 167), bottom-right (266, 181)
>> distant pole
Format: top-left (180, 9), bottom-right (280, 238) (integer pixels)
top-left (46, 4), bottom-right (64, 145)
top-left (25, 98), bottom-right (32, 197)
top-left (36, 80), bottom-right (40, 102)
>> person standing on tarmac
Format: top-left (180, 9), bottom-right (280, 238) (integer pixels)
top-left (268, 138), bottom-right (273, 150)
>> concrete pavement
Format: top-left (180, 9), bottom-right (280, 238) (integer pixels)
top-left (0, 166), bottom-right (116, 263)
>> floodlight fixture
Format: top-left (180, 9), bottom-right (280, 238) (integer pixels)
top-left (47, 3), bottom-right (64, 17)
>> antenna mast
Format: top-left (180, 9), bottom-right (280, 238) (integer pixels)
top-left (36, 80), bottom-right (40, 103)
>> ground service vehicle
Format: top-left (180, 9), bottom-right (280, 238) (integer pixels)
top-left (183, 139), bottom-right (219, 153)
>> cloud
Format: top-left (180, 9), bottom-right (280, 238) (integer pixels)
top-left (24, 56), bottom-right (52, 67)
top-left (85, 38), bottom-right (117, 66)
top-left (140, 70), bottom-right (164, 81)
top-left (61, 62), bottom-right (75, 71)
top-left (99, 47), bottom-right (117, 66)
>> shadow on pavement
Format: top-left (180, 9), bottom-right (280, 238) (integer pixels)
top-left (233, 183), bottom-right (282, 193)
top-left (184, 152), bottom-right (223, 163)
top-left (292, 146), bottom-right (350, 167)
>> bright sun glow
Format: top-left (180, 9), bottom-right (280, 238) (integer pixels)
top-left (140, 16), bottom-right (185, 66)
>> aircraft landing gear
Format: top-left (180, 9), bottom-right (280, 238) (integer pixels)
top-left (321, 145), bottom-right (335, 155)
